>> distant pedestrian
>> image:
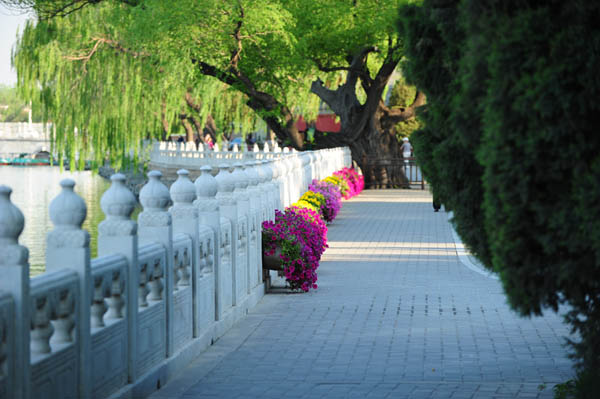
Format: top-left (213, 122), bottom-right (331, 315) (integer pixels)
top-left (204, 134), bottom-right (214, 149)
top-left (246, 133), bottom-right (256, 147)
top-left (401, 137), bottom-right (413, 159)
top-left (433, 192), bottom-right (442, 212)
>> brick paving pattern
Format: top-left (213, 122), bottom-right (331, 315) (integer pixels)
top-left (149, 189), bottom-right (575, 399)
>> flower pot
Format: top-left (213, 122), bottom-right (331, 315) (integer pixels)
top-left (262, 247), bottom-right (284, 271)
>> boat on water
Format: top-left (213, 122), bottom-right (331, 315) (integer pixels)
top-left (0, 151), bottom-right (52, 166)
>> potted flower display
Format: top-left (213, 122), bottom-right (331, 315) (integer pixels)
top-left (262, 206), bottom-right (328, 292)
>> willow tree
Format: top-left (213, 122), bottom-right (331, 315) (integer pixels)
top-left (6, 0), bottom-right (421, 187)
top-left (10, 1), bottom-right (298, 169)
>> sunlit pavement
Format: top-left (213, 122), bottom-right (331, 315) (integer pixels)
top-left (149, 189), bottom-right (574, 399)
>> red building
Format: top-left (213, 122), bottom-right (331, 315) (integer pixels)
top-left (295, 113), bottom-right (341, 133)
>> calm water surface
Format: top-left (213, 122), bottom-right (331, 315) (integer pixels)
top-left (1, 166), bottom-right (111, 276)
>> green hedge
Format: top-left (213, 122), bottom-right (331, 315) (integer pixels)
top-left (399, 0), bottom-right (600, 392)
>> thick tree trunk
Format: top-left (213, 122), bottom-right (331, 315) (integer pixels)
top-left (310, 46), bottom-right (422, 188)
top-left (313, 105), bottom-right (410, 188)
top-left (179, 113), bottom-right (195, 142)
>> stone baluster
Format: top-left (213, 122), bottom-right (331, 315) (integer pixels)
top-left (232, 163), bottom-right (250, 301)
top-left (169, 169), bottom-right (202, 336)
top-left (194, 166), bottom-right (219, 323)
top-left (261, 160), bottom-right (277, 221)
top-left (46, 179), bottom-right (91, 399)
top-left (276, 155), bottom-right (288, 207)
top-left (138, 170), bottom-right (174, 356)
top-left (274, 156), bottom-right (286, 209)
top-left (309, 152), bottom-right (317, 185)
top-left (269, 157), bottom-right (282, 212)
top-left (243, 161), bottom-right (262, 291)
top-left (0, 185), bottom-right (31, 399)
top-left (284, 154), bottom-right (295, 205)
top-left (301, 152), bottom-right (311, 193)
top-left (215, 164), bottom-right (238, 307)
top-left (252, 161), bottom-right (270, 224)
top-left (316, 152), bottom-right (324, 180)
top-left (294, 154), bottom-right (304, 199)
top-left (97, 173), bottom-right (138, 383)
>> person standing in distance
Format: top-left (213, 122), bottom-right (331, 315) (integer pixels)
top-left (401, 137), bottom-right (413, 159)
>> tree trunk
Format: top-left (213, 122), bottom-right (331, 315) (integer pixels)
top-left (179, 113), bottom-right (195, 142)
top-left (313, 105), bottom-right (409, 189)
top-left (310, 47), bottom-right (422, 188)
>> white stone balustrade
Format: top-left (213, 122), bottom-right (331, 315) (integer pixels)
top-left (0, 144), bottom-right (350, 399)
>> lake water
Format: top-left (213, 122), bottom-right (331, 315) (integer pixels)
top-left (0, 166), bottom-right (111, 276)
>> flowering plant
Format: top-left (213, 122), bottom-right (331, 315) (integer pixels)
top-left (333, 167), bottom-right (364, 198)
top-left (294, 190), bottom-right (326, 220)
top-left (308, 179), bottom-right (342, 222)
top-left (262, 206), bottom-right (328, 292)
top-left (324, 175), bottom-right (350, 198)
top-left (292, 199), bottom-right (321, 217)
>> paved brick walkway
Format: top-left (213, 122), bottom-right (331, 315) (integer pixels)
top-left (149, 190), bottom-right (574, 399)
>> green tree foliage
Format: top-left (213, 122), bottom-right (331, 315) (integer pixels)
top-left (387, 76), bottom-right (421, 140)
top-left (0, 84), bottom-right (42, 122)
top-left (5, 0), bottom-right (422, 187)
top-left (400, 0), bottom-right (600, 392)
top-left (11, 2), bottom-right (289, 169)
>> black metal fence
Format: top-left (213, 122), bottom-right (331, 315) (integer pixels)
top-left (362, 157), bottom-right (425, 189)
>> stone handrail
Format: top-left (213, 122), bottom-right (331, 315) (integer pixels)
top-left (0, 146), bottom-right (351, 399)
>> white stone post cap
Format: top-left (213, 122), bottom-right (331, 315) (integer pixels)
top-left (139, 170), bottom-right (170, 212)
top-left (232, 162), bottom-right (248, 190)
top-left (195, 166), bottom-right (218, 198)
top-left (100, 173), bottom-right (137, 221)
top-left (171, 169), bottom-right (196, 205)
top-left (49, 178), bottom-right (87, 229)
top-left (0, 185), bottom-right (25, 244)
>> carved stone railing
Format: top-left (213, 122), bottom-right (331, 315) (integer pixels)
top-left (0, 145), bottom-right (351, 399)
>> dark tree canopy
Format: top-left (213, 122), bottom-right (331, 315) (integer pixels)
top-left (400, 0), bottom-right (600, 392)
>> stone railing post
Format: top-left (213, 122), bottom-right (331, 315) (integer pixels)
top-left (261, 160), bottom-right (277, 220)
top-left (301, 152), bottom-right (311, 193)
top-left (269, 158), bottom-right (282, 212)
top-left (293, 154), bottom-right (303, 199)
top-left (0, 185), bottom-right (31, 399)
top-left (284, 154), bottom-right (295, 205)
top-left (98, 173), bottom-right (138, 383)
top-left (169, 169), bottom-right (201, 336)
top-left (46, 179), bottom-right (91, 399)
top-left (232, 163), bottom-right (250, 302)
top-left (252, 161), bottom-right (270, 223)
top-left (138, 170), bottom-right (174, 356)
top-left (244, 161), bottom-right (262, 288)
top-left (193, 166), bottom-right (219, 323)
top-left (215, 164), bottom-right (238, 307)
top-left (273, 156), bottom-right (286, 208)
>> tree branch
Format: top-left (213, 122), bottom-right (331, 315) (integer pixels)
top-left (184, 90), bottom-right (202, 112)
top-left (310, 78), bottom-right (344, 116)
top-left (229, 1), bottom-right (244, 70)
top-left (313, 59), bottom-right (352, 73)
top-left (380, 91), bottom-right (426, 126)
top-left (1, 0), bottom-right (139, 20)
